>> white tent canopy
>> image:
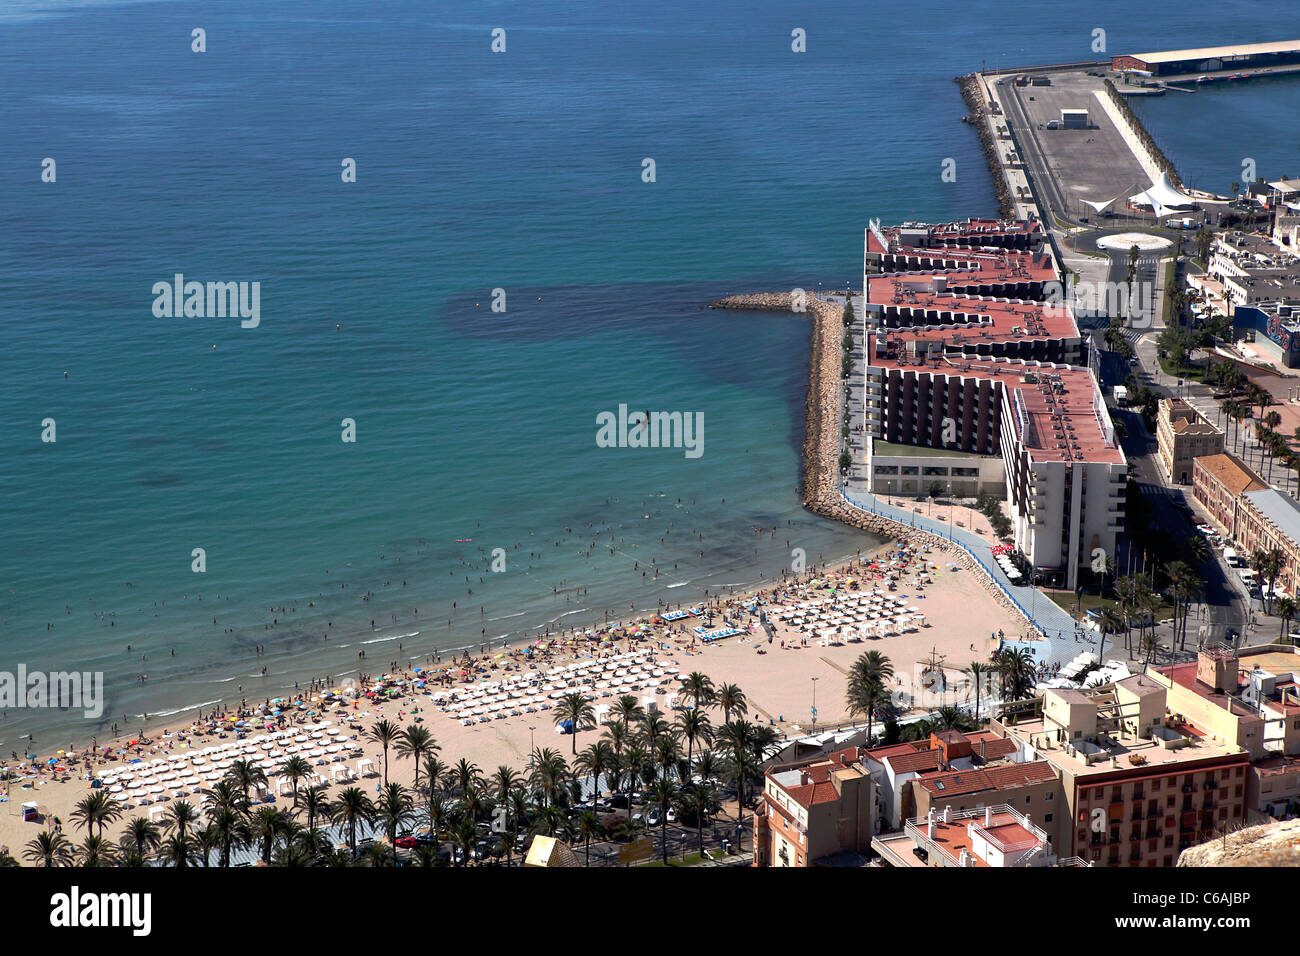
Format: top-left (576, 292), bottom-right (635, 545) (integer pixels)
top-left (1082, 196), bottom-right (1117, 213)
top-left (1129, 172), bottom-right (1196, 218)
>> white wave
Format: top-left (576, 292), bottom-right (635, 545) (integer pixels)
top-left (138, 698), bottom-right (223, 719)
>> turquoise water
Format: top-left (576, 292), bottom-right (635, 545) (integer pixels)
top-left (1, 0), bottom-right (1296, 747)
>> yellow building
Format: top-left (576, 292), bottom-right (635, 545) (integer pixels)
top-left (1156, 398), bottom-right (1222, 485)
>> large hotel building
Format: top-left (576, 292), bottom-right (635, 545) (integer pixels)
top-left (861, 219), bottom-right (1127, 590)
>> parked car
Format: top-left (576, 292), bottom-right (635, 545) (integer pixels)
top-left (394, 835), bottom-right (420, 849)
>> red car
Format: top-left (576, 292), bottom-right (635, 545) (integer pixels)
top-left (394, 836), bottom-right (420, 849)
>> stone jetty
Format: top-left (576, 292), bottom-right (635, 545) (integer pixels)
top-left (709, 291), bottom-right (1036, 635)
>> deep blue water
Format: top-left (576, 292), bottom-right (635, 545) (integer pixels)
top-left (1, 0), bottom-right (1296, 746)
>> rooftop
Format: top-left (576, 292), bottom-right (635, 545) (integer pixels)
top-left (997, 706), bottom-right (1249, 776)
top-left (917, 759), bottom-right (1057, 798)
top-left (867, 351), bottom-right (1125, 466)
top-left (874, 804), bottom-right (1062, 868)
top-left (1242, 488), bottom-right (1300, 546)
top-left (871, 438), bottom-right (1001, 460)
top-left (1194, 453), bottom-right (1267, 496)
top-left (1127, 40), bottom-right (1300, 64)
top-left (868, 218), bottom-right (1043, 253)
top-left (866, 280), bottom-right (1077, 344)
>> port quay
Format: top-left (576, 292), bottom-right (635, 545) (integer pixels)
top-left (719, 41), bottom-right (1299, 673)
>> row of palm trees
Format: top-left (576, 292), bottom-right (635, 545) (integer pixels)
top-left (842, 649), bottom-right (1036, 744)
top-left (22, 674), bottom-right (778, 868)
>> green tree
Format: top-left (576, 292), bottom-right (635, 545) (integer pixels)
top-left (395, 723), bottom-right (438, 791)
top-left (366, 718), bottom-right (402, 787)
top-left (23, 831), bottom-right (74, 867)
top-left (553, 692), bottom-right (596, 754)
top-left (331, 786), bottom-right (375, 859)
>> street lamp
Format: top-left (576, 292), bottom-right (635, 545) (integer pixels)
top-left (947, 482), bottom-right (954, 540)
top-left (528, 725), bottom-right (536, 762)
top-left (810, 677), bottom-right (819, 731)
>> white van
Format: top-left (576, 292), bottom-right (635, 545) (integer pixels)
top-left (1223, 547), bottom-right (1240, 567)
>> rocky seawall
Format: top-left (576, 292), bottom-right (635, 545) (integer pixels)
top-left (709, 292), bottom-right (1034, 634)
top-left (956, 74), bottom-right (1015, 218)
top-left (1100, 78), bottom-right (1183, 187)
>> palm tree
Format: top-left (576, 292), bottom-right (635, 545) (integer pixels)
top-left (453, 818), bottom-right (478, 867)
top-left (845, 671), bottom-right (889, 744)
top-left (251, 806), bottom-right (288, 865)
top-left (121, 816), bottom-right (162, 865)
top-left (575, 809), bottom-right (602, 866)
top-left (1263, 548), bottom-right (1285, 615)
top-left (680, 671), bottom-right (716, 711)
top-left (277, 755), bottom-right (314, 798)
top-left (1187, 534), bottom-right (1210, 566)
top-left (553, 692), bottom-right (596, 754)
top-left (638, 711), bottom-right (670, 754)
top-left (622, 746), bottom-right (649, 816)
top-left (227, 758), bottom-right (268, 804)
top-left (425, 791), bottom-right (450, 855)
top-left (528, 748), bottom-right (569, 808)
top-left (376, 782), bottom-right (413, 856)
top-left (332, 786), bottom-right (375, 859)
top-left (23, 831), bottom-right (73, 867)
top-left (964, 661), bottom-right (990, 722)
top-left (1277, 596), bottom-right (1297, 639)
top-left (654, 734), bottom-right (682, 782)
top-left (850, 650), bottom-right (895, 697)
top-left (611, 695), bottom-right (644, 743)
top-left (294, 786), bottom-right (331, 843)
top-left (366, 718), bottom-right (401, 787)
top-left (652, 773), bottom-right (676, 864)
top-left (996, 647), bottom-right (1037, 701)
top-left (361, 842), bottom-right (394, 868)
top-left (674, 708), bottom-right (712, 767)
top-left (715, 683), bottom-right (748, 724)
top-left (395, 724), bottom-right (438, 791)
top-left (934, 705), bottom-right (974, 732)
top-left (77, 834), bottom-right (116, 868)
top-left (450, 757), bottom-right (483, 798)
top-left (574, 741), bottom-right (613, 803)
top-left (70, 790), bottom-right (123, 840)
top-left (162, 800), bottom-right (200, 867)
top-left (602, 719), bottom-right (631, 757)
top-left (1098, 606), bottom-right (1124, 661)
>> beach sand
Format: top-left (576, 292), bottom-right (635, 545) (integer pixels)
top-left (0, 536), bottom-right (1025, 859)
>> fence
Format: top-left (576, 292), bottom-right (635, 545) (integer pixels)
top-left (835, 485), bottom-right (1080, 666)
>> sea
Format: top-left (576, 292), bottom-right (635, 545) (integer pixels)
top-left (1, 0), bottom-right (1297, 749)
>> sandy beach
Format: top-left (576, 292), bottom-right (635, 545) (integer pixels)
top-left (0, 530), bottom-right (1028, 858)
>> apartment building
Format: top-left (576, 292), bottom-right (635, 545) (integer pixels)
top-left (1156, 398), bottom-right (1223, 485)
top-left (860, 219), bottom-right (1125, 591)
top-left (752, 746), bottom-right (875, 868)
top-left (872, 803), bottom-right (1087, 868)
top-left (1192, 452), bottom-right (1267, 536)
top-left (1150, 644), bottom-right (1300, 820)
top-left (990, 668), bottom-right (1250, 866)
top-left (910, 760), bottom-right (1064, 847)
top-left (1234, 489), bottom-right (1300, 598)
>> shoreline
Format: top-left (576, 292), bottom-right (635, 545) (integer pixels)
top-left (709, 292), bottom-right (1037, 633)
